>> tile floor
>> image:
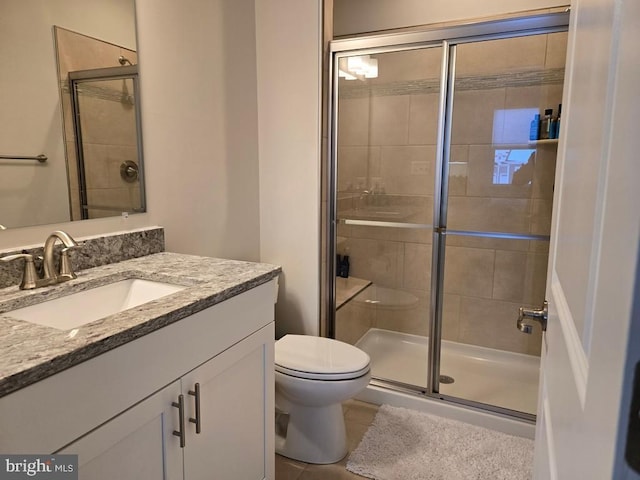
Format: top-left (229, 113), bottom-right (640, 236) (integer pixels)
top-left (275, 400), bottom-right (379, 480)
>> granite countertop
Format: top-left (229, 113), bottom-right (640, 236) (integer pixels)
top-left (0, 252), bottom-right (281, 398)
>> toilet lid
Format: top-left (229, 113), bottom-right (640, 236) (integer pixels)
top-left (275, 335), bottom-right (370, 380)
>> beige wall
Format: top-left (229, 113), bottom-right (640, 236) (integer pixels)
top-left (256, 0), bottom-right (322, 337)
top-left (136, 0), bottom-right (261, 260)
top-left (335, 32), bottom-right (567, 355)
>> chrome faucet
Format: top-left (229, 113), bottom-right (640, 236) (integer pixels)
top-left (357, 189), bottom-right (373, 210)
top-left (0, 230), bottom-right (81, 290)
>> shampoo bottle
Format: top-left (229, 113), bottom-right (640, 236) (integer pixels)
top-left (529, 114), bottom-right (541, 141)
top-left (540, 108), bottom-right (553, 140)
top-left (549, 115), bottom-right (558, 139)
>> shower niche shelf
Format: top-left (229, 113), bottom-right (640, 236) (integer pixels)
top-left (528, 138), bottom-right (559, 145)
top-left (335, 276), bottom-right (371, 310)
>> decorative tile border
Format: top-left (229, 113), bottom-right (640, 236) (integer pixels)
top-left (339, 68), bottom-right (565, 99)
top-left (61, 81), bottom-right (135, 105)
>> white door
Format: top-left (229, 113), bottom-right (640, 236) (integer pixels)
top-left (533, 0), bottom-right (640, 478)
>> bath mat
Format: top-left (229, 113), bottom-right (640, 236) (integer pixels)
top-left (347, 404), bottom-right (534, 480)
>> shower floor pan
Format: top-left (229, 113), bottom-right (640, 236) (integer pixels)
top-left (355, 328), bottom-right (540, 415)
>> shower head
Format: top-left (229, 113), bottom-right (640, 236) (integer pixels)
top-left (118, 55), bottom-right (133, 66)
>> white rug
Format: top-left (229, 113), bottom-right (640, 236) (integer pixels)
top-left (347, 404), bottom-right (534, 480)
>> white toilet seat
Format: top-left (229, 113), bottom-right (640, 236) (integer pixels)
top-left (275, 335), bottom-right (370, 381)
top-left (275, 363), bottom-right (370, 381)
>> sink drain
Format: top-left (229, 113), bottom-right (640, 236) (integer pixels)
top-left (439, 375), bottom-right (455, 384)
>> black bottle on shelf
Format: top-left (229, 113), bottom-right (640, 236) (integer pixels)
top-left (338, 255), bottom-right (350, 278)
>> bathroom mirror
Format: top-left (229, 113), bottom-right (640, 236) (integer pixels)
top-left (0, 0), bottom-right (143, 230)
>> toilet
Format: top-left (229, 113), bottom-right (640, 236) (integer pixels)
top-left (274, 334), bottom-right (371, 464)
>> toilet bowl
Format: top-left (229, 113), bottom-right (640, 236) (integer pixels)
top-left (274, 334), bottom-right (371, 464)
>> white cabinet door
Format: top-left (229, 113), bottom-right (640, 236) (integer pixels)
top-left (533, 0), bottom-right (640, 477)
top-left (182, 323), bottom-right (275, 480)
top-left (60, 380), bottom-right (184, 480)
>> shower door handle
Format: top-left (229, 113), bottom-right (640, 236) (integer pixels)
top-left (517, 301), bottom-right (548, 333)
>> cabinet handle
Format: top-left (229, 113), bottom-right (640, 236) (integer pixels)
top-left (188, 383), bottom-right (202, 434)
top-left (172, 394), bottom-right (186, 448)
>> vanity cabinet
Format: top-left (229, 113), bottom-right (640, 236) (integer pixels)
top-left (0, 280), bottom-right (276, 480)
top-left (61, 324), bottom-right (273, 480)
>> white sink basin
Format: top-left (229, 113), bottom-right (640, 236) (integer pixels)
top-left (7, 279), bottom-right (186, 330)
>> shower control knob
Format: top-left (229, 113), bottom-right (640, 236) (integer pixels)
top-left (517, 301), bottom-right (548, 333)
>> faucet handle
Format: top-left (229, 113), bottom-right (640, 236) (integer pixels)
top-left (0, 253), bottom-right (39, 289)
top-left (59, 245), bottom-right (81, 279)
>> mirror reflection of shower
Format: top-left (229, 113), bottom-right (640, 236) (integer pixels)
top-left (117, 56), bottom-right (136, 105)
top-left (53, 26), bottom-right (145, 223)
top-left (69, 66), bottom-right (145, 220)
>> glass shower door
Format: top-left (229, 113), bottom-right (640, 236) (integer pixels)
top-left (333, 46), bottom-right (443, 391)
top-left (438, 32), bottom-right (567, 415)
top-left (69, 67), bottom-right (144, 221)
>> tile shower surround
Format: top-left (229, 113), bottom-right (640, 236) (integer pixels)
top-left (54, 26), bottom-right (140, 221)
top-left (335, 32), bottom-right (567, 356)
top-left (0, 227), bottom-right (164, 289)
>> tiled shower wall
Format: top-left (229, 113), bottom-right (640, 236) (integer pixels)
top-left (335, 32), bottom-right (567, 356)
top-left (54, 27), bottom-right (140, 220)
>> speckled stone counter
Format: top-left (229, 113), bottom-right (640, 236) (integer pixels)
top-left (0, 252), bottom-right (281, 398)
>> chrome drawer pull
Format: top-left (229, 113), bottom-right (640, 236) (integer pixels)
top-left (172, 394), bottom-right (186, 448)
top-left (188, 383), bottom-right (202, 434)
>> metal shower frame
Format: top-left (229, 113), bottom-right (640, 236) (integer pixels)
top-left (327, 11), bottom-right (570, 422)
top-left (68, 64), bottom-right (146, 219)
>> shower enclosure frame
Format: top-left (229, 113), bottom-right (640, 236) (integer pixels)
top-left (327, 11), bottom-right (569, 422)
top-left (68, 64), bottom-right (146, 219)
